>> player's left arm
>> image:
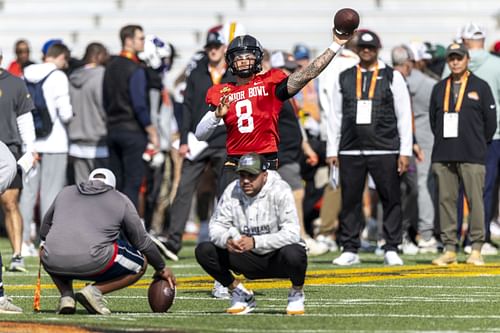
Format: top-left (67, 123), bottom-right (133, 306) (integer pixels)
top-left (286, 34), bottom-right (349, 97)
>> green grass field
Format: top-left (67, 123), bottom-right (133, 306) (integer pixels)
top-left (2, 238), bottom-right (500, 332)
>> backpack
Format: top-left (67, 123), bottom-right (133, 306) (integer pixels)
top-left (25, 70), bottom-right (57, 138)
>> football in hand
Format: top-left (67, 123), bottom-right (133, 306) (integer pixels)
top-left (148, 278), bottom-right (175, 313)
top-left (333, 8), bottom-right (360, 38)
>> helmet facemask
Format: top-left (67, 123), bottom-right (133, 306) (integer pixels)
top-left (226, 36), bottom-right (263, 78)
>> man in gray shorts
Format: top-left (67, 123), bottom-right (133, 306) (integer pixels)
top-left (40, 168), bottom-right (175, 314)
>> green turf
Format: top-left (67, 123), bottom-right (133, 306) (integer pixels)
top-left (2, 238), bottom-right (500, 332)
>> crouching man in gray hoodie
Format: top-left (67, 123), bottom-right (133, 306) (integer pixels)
top-left (195, 153), bottom-right (307, 316)
top-left (40, 168), bottom-right (175, 315)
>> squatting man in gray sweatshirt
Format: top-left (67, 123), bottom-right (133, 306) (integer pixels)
top-left (195, 153), bottom-right (307, 315)
top-left (39, 168), bottom-right (176, 315)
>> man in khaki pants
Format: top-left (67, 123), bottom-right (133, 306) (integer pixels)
top-left (429, 43), bottom-right (497, 266)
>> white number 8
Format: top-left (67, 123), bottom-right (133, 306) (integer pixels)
top-left (235, 99), bottom-right (254, 133)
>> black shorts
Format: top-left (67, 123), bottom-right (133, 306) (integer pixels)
top-left (6, 145), bottom-right (22, 190)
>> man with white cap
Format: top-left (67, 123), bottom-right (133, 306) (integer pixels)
top-left (39, 168), bottom-right (175, 315)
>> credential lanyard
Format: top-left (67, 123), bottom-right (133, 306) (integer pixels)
top-left (356, 64), bottom-right (379, 100)
top-left (444, 71), bottom-right (469, 113)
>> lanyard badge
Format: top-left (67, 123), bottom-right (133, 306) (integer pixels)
top-left (442, 71), bottom-right (469, 138)
top-left (355, 65), bottom-right (379, 125)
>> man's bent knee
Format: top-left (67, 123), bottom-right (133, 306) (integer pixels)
top-left (195, 242), bottom-right (218, 263)
top-left (280, 244), bottom-right (307, 267)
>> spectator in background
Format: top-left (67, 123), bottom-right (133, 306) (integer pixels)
top-left (430, 43), bottom-right (496, 266)
top-left (491, 41), bottom-right (500, 57)
top-left (103, 24), bottom-right (158, 208)
top-left (425, 42), bottom-right (447, 78)
top-left (0, 142), bottom-right (23, 312)
top-left (327, 30), bottom-right (413, 266)
top-left (405, 43), bottom-right (439, 254)
top-left (20, 43), bottom-right (73, 267)
top-left (407, 41), bottom-right (440, 80)
top-left (293, 44), bottom-right (321, 138)
top-left (7, 39), bottom-right (34, 77)
top-left (41, 39), bottom-right (63, 61)
top-left (316, 34), bottom-right (360, 253)
top-left (391, 45), bottom-right (422, 256)
top-left (0, 48), bottom-right (37, 269)
top-left (459, 23), bottom-right (500, 255)
top-left (138, 35), bottom-right (176, 233)
top-left (68, 42), bottom-right (109, 185)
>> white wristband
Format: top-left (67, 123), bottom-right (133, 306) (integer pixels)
top-left (329, 41), bottom-right (342, 53)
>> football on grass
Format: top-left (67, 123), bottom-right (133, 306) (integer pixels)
top-left (148, 278), bottom-right (175, 313)
top-left (333, 8), bottom-right (360, 37)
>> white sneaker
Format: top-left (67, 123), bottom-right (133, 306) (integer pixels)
top-left (400, 239), bottom-right (419, 255)
top-left (226, 287), bottom-right (256, 315)
top-left (333, 252), bottom-right (360, 266)
top-left (315, 235), bottom-right (338, 252)
top-left (384, 251), bottom-right (404, 266)
top-left (464, 245), bottom-right (472, 254)
top-left (490, 220), bottom-right (500, 239)
top-left (148, 234), bottom-right (179, 262)
top-left (286, 288), bottom-right (305, 315)
top-left (75, 285), bottom-right (111, 315)
top-left (212, 281), bottom-right (230, 299)
top-left (21, 242), bottom-right (38, 257)
top-left (0, 296), bottom-right (22, 313)
top-left (481, 242), bottom-right (498, 256)
top-left (305, 237), bottom-right (329, 256)
top-left (418, 237), bottom-right (438, 254)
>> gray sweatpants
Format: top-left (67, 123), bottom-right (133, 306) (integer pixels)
top-left (20, 153), bottom-right (67, 242)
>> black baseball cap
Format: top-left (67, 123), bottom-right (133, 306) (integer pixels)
top-left (204, 30), bottom-right (225, 48)
top-left (357, 30), bottom-right (381, 49)
top-left (445, 43), bottom-right (469, 58)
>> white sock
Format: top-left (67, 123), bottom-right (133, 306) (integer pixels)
top-left (235, 283), bottom-right (250, 294)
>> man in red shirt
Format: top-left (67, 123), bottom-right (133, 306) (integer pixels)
top-left (196, 33), bottom-right (349, 190)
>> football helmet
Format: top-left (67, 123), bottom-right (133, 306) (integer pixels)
top-left (225, 35), bottom-right (263, 78)
top-left (139, 34), bottom-right (171, 71)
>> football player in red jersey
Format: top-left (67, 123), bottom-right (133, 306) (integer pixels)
top-left (196, 33), bottom-right (350, 190)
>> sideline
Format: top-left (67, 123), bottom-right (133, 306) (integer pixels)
top-left (10, 263), bottom-right (500, 292)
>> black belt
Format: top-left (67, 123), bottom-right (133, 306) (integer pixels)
top-left (225, 155), bottom-right (279, 170)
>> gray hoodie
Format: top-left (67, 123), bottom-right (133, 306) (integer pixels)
top-left (209, 171), bottom-right (301, 255)
top-left (68, 65), bottom-right (107, 145)
top-left (40, 180), bottom-right (165, 276)
top-left (407, 69), bottom-right (437, 150)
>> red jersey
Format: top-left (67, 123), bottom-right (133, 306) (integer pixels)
top-left (206, 69), bottom-right (287, 155)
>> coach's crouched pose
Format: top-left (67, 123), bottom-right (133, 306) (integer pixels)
top-left (40, 168), bottom-right (175, 315)
top-left (195, 153), bottom-right (307, 315)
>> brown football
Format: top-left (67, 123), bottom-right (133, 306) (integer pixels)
top-left (148, 278), bottom-right (175, 313)
top-left (333, 8), bottom-right (360, 37)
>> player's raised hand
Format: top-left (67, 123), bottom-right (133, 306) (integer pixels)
top-left (215, 94), bottom-right (230, 118)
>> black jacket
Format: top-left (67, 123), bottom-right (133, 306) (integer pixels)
top-left (278, 100), bottom-right (302, 165)
top-left (430, 72), bottom-right (497, 164)
top-left (103, 56), bottom-right (143, 132)
top-left (180, 56), bottom-right (235, 148)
